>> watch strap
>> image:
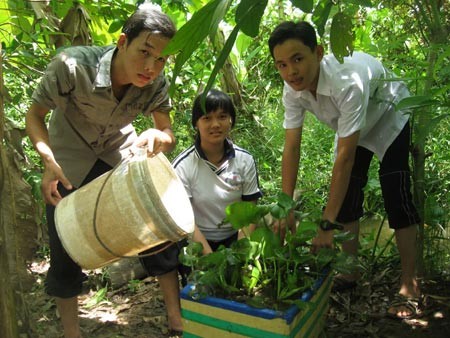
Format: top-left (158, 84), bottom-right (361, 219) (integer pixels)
top-left (319, 220), bottom-right (344, 231)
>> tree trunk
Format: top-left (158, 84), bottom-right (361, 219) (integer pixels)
top-left (0, 40), bottom-right (20, 338)
top-left (107, 258), bottom-right (148, 289)
top-left (1, 40), bottom-right (38, 338)
top-left (211, 29), bottom-right (243, 109)
top-left (411, 0), bottom-right (448, 276)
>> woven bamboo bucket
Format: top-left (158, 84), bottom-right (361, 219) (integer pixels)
top-left (54, 152), bottom-right (194, 269)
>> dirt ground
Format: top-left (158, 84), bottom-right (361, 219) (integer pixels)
top-left (25, 257), bottom-right (450, 338)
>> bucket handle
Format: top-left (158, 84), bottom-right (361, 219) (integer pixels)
top-left (92, 147), bottom-right (178, 259)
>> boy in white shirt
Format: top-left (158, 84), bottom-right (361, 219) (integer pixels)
top-left (268, 21), bottom-right (422, 319)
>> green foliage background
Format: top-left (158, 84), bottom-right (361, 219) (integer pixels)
top-left (1, 0), bottom-right (448, 274)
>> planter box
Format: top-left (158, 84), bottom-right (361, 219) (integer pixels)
top-left (180, 272), bottom-right (332, 338)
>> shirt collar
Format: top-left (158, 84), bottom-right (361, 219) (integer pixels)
top-left (194, 136), bottom-right (236, 161)
top-left (95, 47), bottom-right (116, 88)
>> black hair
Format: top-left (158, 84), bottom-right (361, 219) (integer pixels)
top-left (191, 89), bottom-right (236, 129)
top-left (122, 5), bottom-right (176, 44)
top-left (268, 21), bottom-right (318, 57)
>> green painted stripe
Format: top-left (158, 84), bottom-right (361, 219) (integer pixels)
top-left (300, 284), bottom-right (330, 338)
top-left (290, 276), bottom-right (332, 337)
top-left (303, 295), bottom-right (328, 338)
top-left (183, 333), bottom-right (201, 338)
top-left (183, 309), bottom-right (289, 338)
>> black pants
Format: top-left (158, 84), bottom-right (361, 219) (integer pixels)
top-left (336, 122), bottom-right (421, 228)
top-left (45, 160), bottom-right (112, 298)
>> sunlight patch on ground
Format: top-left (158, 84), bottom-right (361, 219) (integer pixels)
top-left (433, 311), bottom-right (444, 319)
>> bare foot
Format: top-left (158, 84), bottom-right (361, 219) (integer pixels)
top-left (168, 316), bottom-right (183, 333)
top-left (399, 277), bottom-right (420, 298)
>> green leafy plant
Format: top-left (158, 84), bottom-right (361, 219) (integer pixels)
top-left (85, 286), bottom-right (108, 308)
top-left (127, 279), bottom-right (143, 294)
top-left (179, 192), bottom-right (357, 311)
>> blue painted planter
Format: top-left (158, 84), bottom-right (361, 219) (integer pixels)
top-left (180, 272), bottom-right (332, 338)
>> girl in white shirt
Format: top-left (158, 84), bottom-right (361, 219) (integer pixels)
top-left (173, 89), bottom-right (263, 252)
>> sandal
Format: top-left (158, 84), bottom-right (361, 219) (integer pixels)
top-left (332, 277), bottom-right (357, 292)
top-left (387, 294), bottom-right (425, 320)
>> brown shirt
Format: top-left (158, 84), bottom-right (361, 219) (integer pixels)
top-left (32, 45), bottom-right (172, 187)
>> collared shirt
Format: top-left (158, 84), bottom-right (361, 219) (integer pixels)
top-left (32, 45), bottom-right (172, 187)
top-left (283, 52), bottom-right (410, 160)
top-left (172, 138), bottom-right (263, 241)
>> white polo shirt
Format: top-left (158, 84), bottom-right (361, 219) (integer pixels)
top-left (172, 139), bottom-right (263, 241)
top-left (283, 52), bottom-right (410, 160)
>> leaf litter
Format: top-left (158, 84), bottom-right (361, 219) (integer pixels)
top-left (25, 256), bottom-right (450, 337)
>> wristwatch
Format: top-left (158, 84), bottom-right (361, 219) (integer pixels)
top-left (319, 220), bottom-right (344, 231)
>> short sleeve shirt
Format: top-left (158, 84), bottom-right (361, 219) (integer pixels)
top-left (172, 139), bottom-right (263, 241)
top-left (282, 52), bottom-right (410, 160)
top-left (32, 45), bottom-right (172, 187)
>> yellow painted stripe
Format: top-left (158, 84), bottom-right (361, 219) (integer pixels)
top-left (292, 275), bottom-right (332, 337)
top-left (182, 319), bottom-right (252, 338)
top-left (181, 299), bottom-right (289, 334)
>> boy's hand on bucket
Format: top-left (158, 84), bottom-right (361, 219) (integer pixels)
top-left (134, 128), bottom-right (174, 157)
top-left (41, 161), bottom-right (73, 206)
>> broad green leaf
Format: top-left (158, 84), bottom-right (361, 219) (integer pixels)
top-left (315, 248), bottom-right (335, 269)
top-left (277, 191), bottom-right (295, 210)
top-left (236, 32), bottom-right (253, 55)
top-left (269, 204), bottom-right (285, 219)
top-left (164, 0), bottom-right (232, 94)
top-left (292, 228), bottom-right (316, 244)
top-left (290, 0), bottom-right (314, 13)
top-left (250, 226), bottom-right (281, 258)
top-left (178, 242), bottom-right (203, 266)
top-left (330, 12), bottom-right (354, 63)
top-left (85, 287), bottom-right (107, 308)
top-left (230, 238), bottom-right (259, 261)
top-left (186, 241), bottom-right (204, 256)
top-left (297, 221), bottom-right (318, 233)
top-left (198, 250), bottom-right (228, 266)
top-left (235, 0), bottom-right (268, 38)
top-left (224, 200), bottom-right (263, 229)
top-left (108, 19), bottom-right (124, 33)
top-left (164, 0), bottom-right (231, 55)
top-left (202, 24), bottom-right (240, 101)
top-left (395, 95), bottom-right (440, 111)
top-left (242, 265), bottom-right (261, 290)
top-left (312, 0), bottom-right (333, 37)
